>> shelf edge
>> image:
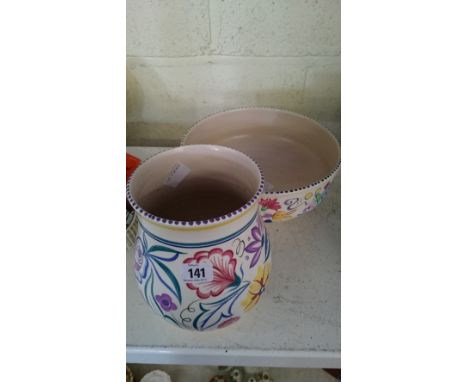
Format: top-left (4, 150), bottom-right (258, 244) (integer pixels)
top-left (127, 346), bottom-right (341, 368)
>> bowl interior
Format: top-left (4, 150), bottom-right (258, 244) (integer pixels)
top-left (183, 109), bottom-right (340, 191)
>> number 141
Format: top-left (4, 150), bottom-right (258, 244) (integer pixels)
top-left (188, 268), bottom-right (205, 278)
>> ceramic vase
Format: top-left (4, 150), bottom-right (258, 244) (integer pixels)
top-left (127, 145), bottom-right (272, 331)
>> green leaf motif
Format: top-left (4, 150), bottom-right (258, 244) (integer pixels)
top-left (154, 258), bottom-right (182, 304)
top-left (147, 245), bottom-right (184, 263)
top-left (143, 271), bottom-right (154, 307)
top-left (147, 245), bottom-right (182, 255)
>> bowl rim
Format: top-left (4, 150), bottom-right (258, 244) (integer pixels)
top-left (126, 144), bottom-right (265, 229)
top-left (181, 106), bottom-right (341, 195)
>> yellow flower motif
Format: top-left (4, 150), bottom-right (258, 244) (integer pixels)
top-left (305, 192), bottom-right (313, 200)
top-left (241, 262), bottom-right (271, 312)
top-left (271, 210), bottom-right (293, 222)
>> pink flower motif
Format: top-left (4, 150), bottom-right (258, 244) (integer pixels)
top-left (184, 248), bottom-right (239, 299)
top-left (259, 198), bottom-right (281, 211)
top-left (217, 316), bottom-right (240, 329)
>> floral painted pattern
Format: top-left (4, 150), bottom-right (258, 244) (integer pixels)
top-left (134, 212), bottom-right (271, 331)
top-left (184, 248), bottom-right (240, 299)
top-left (155, 293), bottom-right (177, 312)
top-left (271, 210), bottom-right (293, 222)
top-left (245, 222), bottom-right (265, 268)
top-left (315, 181), bottom-right (331, 205)
top-left (259, 197), bottom-right (282, 223)
top-left (259, 198), bottom-right (281, 211)
top-left (241, 262), bottom-right (271, 312)
top-left (217, 316), bottom-right (240, 329)
top-left (134, 237), bottom-right (149, 283)
top-left (259, 179), bottom-right (335, 222)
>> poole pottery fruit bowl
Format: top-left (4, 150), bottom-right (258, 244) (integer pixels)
top-left (182, 108), bottom-right (341, 222)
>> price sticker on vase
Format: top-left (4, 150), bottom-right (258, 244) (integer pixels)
top-left (164, 163), bottom-right (191, 187)
top-left (181, 263), bottom-right (213, 284)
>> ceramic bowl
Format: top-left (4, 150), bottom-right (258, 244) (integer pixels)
top-left (182, 108), bottom-right (341, 222)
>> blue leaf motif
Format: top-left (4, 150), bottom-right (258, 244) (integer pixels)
top-left (148, 258), bottom-right (182, 304)
top-left (147, 245), bottom-right (184, 262)
top-left (142, 268), bottom-right (182, 327)
top-left (263, 233), bottom-right (271, 263)
top-left (141, 271), bottom-right (154, 308)
top-left (193, 282), bottom-right (249, 331)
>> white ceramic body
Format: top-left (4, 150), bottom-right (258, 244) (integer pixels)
top-left (127, 145), bottom-right (271, 331)
top-left (181, 107), bottom-right (341, 223)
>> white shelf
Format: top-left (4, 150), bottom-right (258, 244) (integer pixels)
top-left (126, 146), bottom-right (341, 368)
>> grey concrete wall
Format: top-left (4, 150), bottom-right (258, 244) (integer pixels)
top-left (127, 0), bottom-right (340, 146)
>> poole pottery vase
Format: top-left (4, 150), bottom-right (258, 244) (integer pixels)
top-left (182, 107), bottom-right (341, 223)
top-left (127, 145), bottom-right (271, 331)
